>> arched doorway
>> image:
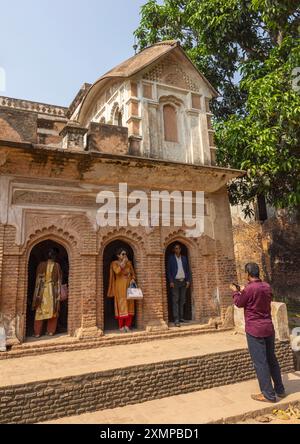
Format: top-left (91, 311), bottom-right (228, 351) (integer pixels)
top-left (26, 240), bottom-right (69, 338)
top-left (103, 240), bottom-right (136, 331)
top-left (165, 241), bottom-right (193, 324)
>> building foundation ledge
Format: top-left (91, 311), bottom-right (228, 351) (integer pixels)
top-left (145, 319), bottom-right (169, 332)
top-left (75, 327), bottom-right (104, 340)
top-left (6, 335), bottom-right (21, 347)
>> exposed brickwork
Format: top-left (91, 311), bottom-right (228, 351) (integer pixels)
top-left (0, 341), bottom-right (293, 424)
top-left (0, 106), bottom-right (67, 147)
top-left (0, 225), bottom-right (4, 311)
top-left (88, 122), bottom-right (128, 155)
top-left (233, 213), bottom-right (300, 328)
top-left (0, 108), bottom-right (38, 143)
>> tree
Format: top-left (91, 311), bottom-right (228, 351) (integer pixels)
top-left (135, 0), bottom-right (300, 216)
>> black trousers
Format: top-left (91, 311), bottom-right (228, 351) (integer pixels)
top-left (171, 280), bottom-right (187, 323)
top-left (246, 333), bottom-right (285, 401)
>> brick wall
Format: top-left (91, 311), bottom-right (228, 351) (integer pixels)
top-left (88, 122), bottom-right (129, 155)
top-left (0, 341), bottom-right (294, 424)
top-left (0, 108), bottom-right (37, 143)
top-left (0, 107), bottom-right (67, 146)
top-left (233, 213), bottom-right (300, 328)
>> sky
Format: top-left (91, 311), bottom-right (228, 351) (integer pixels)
top-left (0, 0), bottom-right (147, 106)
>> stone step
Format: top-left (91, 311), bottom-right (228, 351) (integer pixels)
top-left (0, 332), bottom-right (294, 424)
top-left (0, 324), bottom-right (230, 361)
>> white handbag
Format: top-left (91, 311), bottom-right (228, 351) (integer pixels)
top-left (127, 283), bottom-right (143, 300)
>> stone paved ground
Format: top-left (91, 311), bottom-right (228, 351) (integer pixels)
top-left (241, 418), bottom-right (300, 424)
top-left (43, 372), bottom-right (300, 424)
top-left (0, 331), bottom-right (247, 387)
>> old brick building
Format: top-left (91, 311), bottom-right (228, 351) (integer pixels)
top-left (0, 41), bottom-right (242, 346)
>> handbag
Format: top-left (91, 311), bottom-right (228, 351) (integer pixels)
top-left (60, 284), bottom-right (69, 302)
top-left (127, 282), bottom-right (143, 300)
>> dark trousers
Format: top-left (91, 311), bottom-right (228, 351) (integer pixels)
top-left (171, 280), bottom-right (187, 323)
top-left (246, 333), bottom-right (285, 401)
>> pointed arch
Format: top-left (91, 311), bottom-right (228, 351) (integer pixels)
top-left (18, 227), bottom-right (81, 342)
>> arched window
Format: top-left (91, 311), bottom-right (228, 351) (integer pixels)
top-left (111, 103), bottom-right (123, 127)
top-left (117, 111), bottom-right (123, 127)
top-left (163, 104), bottom-right (178, 143)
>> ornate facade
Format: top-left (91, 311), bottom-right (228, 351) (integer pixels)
top-left (0, 41), bottom-right (242, 346)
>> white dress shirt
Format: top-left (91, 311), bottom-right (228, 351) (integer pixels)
top-left (175, 255), bottom-right (185, 280)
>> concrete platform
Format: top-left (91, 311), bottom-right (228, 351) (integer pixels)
top-left (1, 331), bottom-right (247, 386)
top-left (0, 331), bottom-right (294, 424)
top-left (0, 323), bottom-right (231, 361)
top-left (43, 372), bottom-right (300, 424)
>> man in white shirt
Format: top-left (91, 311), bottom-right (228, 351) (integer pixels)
top-left (167, 244), bottom-right (191, 327)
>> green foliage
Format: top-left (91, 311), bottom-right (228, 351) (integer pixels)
top-left (135, 0), bottom-right (300, 214)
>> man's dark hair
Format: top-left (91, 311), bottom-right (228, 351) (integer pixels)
top-left (245, 263), bottom-right (260, 278)
top-left (173, 243), bottom-right (182, 250)
top-left (48, 248), bottom-right (58, 257)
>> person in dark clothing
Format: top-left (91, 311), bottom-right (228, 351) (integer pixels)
top-left (231, 263), bottom-right (286, 403)
top-left (167, 244), bottom-right (191, 327)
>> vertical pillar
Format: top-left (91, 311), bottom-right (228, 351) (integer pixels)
top-left (0, 224), bottom-right (4, 308)
top-left (76, 254), bottom-right (103, 339)
top-left (143, 251), bottom-right (168, 331)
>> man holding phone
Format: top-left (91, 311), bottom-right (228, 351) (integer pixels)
top-left (230, 263), bottom-right (286, 403)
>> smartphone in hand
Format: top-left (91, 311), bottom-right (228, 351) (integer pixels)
top-left (232, 283), bottom-right (241, 292)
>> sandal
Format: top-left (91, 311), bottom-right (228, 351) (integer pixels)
top-left (251, 393), bottom-right (276, 403)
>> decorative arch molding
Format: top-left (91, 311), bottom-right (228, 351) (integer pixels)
top-left (22, 225), bottom-right (77, 257)
top-left (163, 229), bottom-right (198, 252)
top-left (110, 101), bottom-right (119, 121)
top-left (99, 227), bottom-right (146, 256)
top-left (158, 95), bottom-right (185, 145)
top-left (22, 211), bottom-right (96, 254)
top-left (109, 101), bottom-right (124, 125)
top-left (159, 94), bottom-right (184, 108)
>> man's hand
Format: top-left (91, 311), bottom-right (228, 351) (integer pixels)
top-left (186, 282), bottom-right (190, 289)
top-left (170, 282), bottom-right (175, 289)
top-left (230, 284), bottom-right (239, 292)
top-left (121, 256), bottom-right (128, 267)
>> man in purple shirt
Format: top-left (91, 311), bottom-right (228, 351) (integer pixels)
top-left (231, 263), bottom-right (286, 403)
